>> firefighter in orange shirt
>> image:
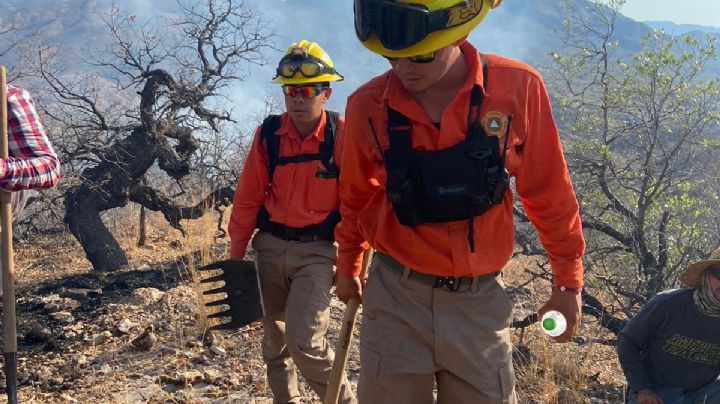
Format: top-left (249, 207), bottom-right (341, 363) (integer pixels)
top-left (228, 40), bottom-right (356, 404)
top-left (334, 1), bottom-right (586, 402)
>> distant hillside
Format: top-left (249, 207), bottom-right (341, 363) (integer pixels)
top-left (5, 0), bottom-right (105, 47)
top-left (476, 0), bottom-right (651, 67)
top-left (643, 20), bottom-right (720, 35)
top-left (3, 0), bottom-right (719, 114)
top-left (477, 1), bottom-right (719, 78)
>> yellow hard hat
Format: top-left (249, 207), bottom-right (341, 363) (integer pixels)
top-left (354, 0), bottom-right (502, 58)
top-left (271, 40), bottom-right (344, 85)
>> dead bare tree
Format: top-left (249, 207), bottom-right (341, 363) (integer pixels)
top-left (34, 0), bottom-right (275, 271)
top-left (0, 20), bottom-right (39, 81)
top-left (548, 0), bottom-right (720, 331)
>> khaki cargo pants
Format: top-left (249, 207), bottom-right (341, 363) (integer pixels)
top-left (358, 254), bottom-right (517, 404)
top-left (253, 232), bottom-right (356, 404)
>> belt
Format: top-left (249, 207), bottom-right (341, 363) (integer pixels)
top-left (375, 252), bottom-right (499, 292)
top-left (263, 222), bottom-right (332, 242)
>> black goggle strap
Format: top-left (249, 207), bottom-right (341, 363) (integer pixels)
top-left (358, 0), bottom-right (481, 42)
top-left (278, 54), bottom-right (336, 75)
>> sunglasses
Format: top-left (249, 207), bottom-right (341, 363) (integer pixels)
top-left (276, 54), bottom-right (336, 79)
top-left (384, 51), bottom-right (436, 64)
top-left (354, 0), bottom-right (483, 50)
top-left (709, 267), bottom-right (720, 280)
top-left (282, 84), bottom-right (327, 98)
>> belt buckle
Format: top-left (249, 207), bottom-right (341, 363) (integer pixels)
top-left (434, 276), bottom-right (461, 292)
top-left (285, 228), bottom-right (300, 241)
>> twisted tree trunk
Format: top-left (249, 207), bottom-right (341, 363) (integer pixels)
top-left (64, 129), bottom-right (156, 271)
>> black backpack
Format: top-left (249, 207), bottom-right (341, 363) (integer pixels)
top-left (260, 110), bottom-right (340, 181)
top-left (255, 110), bottom-right (341, 238)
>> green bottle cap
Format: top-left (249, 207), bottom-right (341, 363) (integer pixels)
top-left (543, 318), bottom-right (556, 331)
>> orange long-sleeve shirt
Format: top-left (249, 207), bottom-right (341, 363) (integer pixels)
top-left (335, 41), bottom-right (585, 288)
top-left (228, 112), bottom-right (344, 258)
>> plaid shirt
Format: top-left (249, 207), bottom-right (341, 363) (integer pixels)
top-left (3, 84), bottom-right (61, 190)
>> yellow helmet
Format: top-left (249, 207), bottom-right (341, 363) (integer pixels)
top-left (271, 40), bottom-right (344, 85)
top-left (354, 0), bottom-right (502, 58)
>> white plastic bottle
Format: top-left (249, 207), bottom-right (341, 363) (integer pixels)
top-left (541, 310), bottom-right (567, 337)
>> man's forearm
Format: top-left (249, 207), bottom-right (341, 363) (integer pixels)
top-left (0, 154), bottom-right (60, 190)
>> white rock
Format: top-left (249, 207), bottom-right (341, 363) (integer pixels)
top-left (91, 331), bottom-right (113, 345)
top-left (209, 345), bottom-right (226, 356)
top-left (116, 319), bottom-right (137, 334)
top-left (44, 297), bottom-right (81, 312)
top-left (51, 311), bottom-right (75, 324)
top-left (125, 287), bottom-right (165, 306)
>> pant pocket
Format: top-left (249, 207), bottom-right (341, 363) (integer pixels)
top-left (499, 362), bottom-right (516, 402)
top-left (359, 344), bottom-right (380, 393)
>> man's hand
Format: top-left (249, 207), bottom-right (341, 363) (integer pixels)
top-left (538, 287), bottom-right (581, 342)
top-left (635, 388), bottom-right (663, 404)
top-left (334, 274), bottom-right (362, 304)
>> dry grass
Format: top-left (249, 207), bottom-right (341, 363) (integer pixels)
top-left (6, 204), bottom-right (627, 403)
top-left (504, 258), bottom-right (626, 403)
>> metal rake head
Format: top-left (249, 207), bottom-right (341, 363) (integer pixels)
top-left (198, 259), bottom-right (265, 331)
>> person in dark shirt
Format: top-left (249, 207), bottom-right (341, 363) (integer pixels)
top-left (619, 249), bottom-right (720, 404)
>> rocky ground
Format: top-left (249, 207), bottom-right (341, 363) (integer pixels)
top-left (0, 232), bottom-right (628, 403)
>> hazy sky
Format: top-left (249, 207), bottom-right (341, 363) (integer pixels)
top-left (114, 0), bottom-right (720, 122)
top-left (232, 0), bottom-right (720, 119)
top-left (621, 0), bottom-right (720, 27)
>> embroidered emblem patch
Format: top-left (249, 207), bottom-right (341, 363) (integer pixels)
top-left (481, 111), bottom-right (508, 137)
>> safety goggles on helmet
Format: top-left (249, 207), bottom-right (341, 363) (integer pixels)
top-left (354, 0), bottom-right (484, 51)
top-left (384, 51), bottom-right (436, 64)
top-left (276, 54), bottom-right (338, 79)
top-left (282, 84), bottom-right (327, 98)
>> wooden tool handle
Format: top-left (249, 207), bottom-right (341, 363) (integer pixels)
top-left (1, 65), bottom-right (19, 404)
top-left (324, 248), bottom-right (373, 404)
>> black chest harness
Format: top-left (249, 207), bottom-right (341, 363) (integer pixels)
top-left (255, 110), bottom-right (341, 241)
top-left (262, 110), bottom-right (339, 182)
top-left (382, 56), bottom-right (511, 250)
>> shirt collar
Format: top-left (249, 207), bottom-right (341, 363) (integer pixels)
top-left (278, 110), bottom-right (327, 142)
top-left (381, 41), bottom-right (487, 111)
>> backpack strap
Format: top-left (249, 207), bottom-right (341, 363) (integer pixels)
top-left (261, 111), bottom-right (340, 181)
top-left (318, 110), bottom-right (340, 177)
top-left (479, 52), bottom-right (488, 90)
top-left (260, 115), bottom-right (282, 182)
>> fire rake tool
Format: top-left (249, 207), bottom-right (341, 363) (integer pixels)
top-left (197, 259), bottom-right (265, 331)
